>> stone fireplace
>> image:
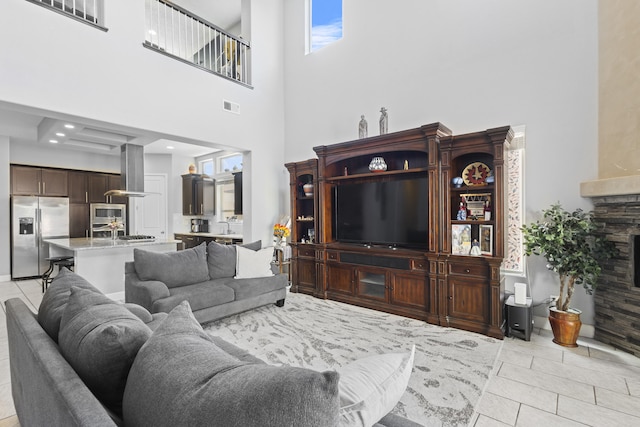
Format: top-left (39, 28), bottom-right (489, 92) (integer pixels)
top-left (583, 191), bottom-right (640, 357)
top-left (579, 3), bottom-right (640, 357)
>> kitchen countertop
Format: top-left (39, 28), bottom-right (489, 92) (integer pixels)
top-left (174, 232), bottom-right (243, 240)
top-left (45, 237), bottom-right (180, 251)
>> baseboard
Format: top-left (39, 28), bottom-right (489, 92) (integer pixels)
top-left (0, 274), bottom-right (11, 282)
top-left (533, 315), bottom-right (595, 338)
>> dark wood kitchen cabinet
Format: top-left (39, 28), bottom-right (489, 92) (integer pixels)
top-left (11, 165), bottom-right (68, 196)
top-left (233, 171), bottom-right (242, 215)
top-left (182, 174), bottom-right (215, 216)
top-left (86, 173), bottom-right (125, 204)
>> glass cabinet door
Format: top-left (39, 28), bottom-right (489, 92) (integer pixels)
top-left (356, 269), bottom-right (387, 301)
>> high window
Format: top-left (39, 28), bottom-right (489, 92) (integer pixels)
top-left (307, 0), bottom-right (343, 53)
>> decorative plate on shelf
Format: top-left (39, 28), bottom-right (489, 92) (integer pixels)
top-left (462, 162), bottom-right (491, 186)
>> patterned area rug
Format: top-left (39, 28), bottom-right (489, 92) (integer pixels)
top-left (204, 292), bottom-right (502, 426)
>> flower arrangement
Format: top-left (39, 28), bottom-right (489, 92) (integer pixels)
top-left (273, 223), bottom-right (290, 239)
top-left (108, 219), bottom-right (123, 230)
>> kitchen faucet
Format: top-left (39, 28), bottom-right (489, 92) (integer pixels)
top-left (218, 221), bottom-right (231, 235)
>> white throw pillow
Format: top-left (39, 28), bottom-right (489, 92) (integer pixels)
top-left (337, 345), bottom-right (415, 427)
top-left (235, 246), bottom-right (274, 279)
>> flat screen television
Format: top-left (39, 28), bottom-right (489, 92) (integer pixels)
top-left (333, 176), bottom-right (428, 249)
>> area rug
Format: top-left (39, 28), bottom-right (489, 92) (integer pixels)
top-left (204, 292), bottom-right (502, 426)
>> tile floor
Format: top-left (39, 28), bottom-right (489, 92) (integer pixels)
top-left (1, 278), bottom-right (640, 426)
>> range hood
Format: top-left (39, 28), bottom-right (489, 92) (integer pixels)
top-left (104, 143), bottom-right (148, 197)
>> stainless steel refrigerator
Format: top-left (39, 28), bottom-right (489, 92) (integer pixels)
top-left (11, 196), bottom-right (70, 279)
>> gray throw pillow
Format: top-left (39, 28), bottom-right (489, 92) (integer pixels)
top-left (134, 243), bottom-right (209, 288)
top-left (37, 268), bottom-right (99, 342)
top-left (207, 240), bottom-right (261, 279)
top-left (58, 287), bottom-right (152, 416)
top-left (123, 301), bottom-right (340, 427)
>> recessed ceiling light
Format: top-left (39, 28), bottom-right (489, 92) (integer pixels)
top-left (55, 132), bottom-right (65, 137)
top-left (49, 139), bottom-right (59, 144)
top-left (166, 145), bottom-right (175, 150)
top-left (64, 124), bottom-right (75, 129)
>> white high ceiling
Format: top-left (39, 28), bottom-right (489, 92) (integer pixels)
top-left (0, 0), bottom-right (241, 160)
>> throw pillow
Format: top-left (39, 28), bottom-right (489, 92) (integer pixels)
top-left (235, 246), bottom-right (274, 279)
top-left (37, 268), bottom-right (100, 342)
top-left (337, 345), bottom-right (415, 427)
top-left (207, 240), bottom-right (262, 279)
top-left (123, 301), bottom-right (340, 427)
top-left (134, 243), bottom-right (209, 288)
top-left (58, 287), bottom-right (152, 416)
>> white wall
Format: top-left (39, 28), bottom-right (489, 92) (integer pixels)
top-left (283, 0), bottom-right (600, 325)
top-left (0, 136), bottom-right (10, 281)
top-left (0, 0), bottom-right (286, 277)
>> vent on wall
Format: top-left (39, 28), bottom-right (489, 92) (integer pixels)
top-left (223, 100), bottom-right (240, 114)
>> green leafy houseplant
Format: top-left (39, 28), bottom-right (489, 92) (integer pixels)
top-left (521, 203), bottom-right (617, 312)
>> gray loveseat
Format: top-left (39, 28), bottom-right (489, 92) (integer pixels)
top-left (125, 241), bottom-right (288, 324)
top-left (6, 269), bottom-right (424, 427)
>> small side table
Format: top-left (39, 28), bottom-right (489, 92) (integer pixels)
top-left (505, 295), bottom-right (533, 341)
top-left (272, 248), bottom-right (291, 284)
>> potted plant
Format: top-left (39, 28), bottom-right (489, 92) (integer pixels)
top-left (521, 203), bottom-right (617, 347)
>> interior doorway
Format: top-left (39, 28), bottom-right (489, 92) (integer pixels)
top-left (132, 174), bottom-right (168, 238)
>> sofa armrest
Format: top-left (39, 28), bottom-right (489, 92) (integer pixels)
top-left (124, 262), bottom-right (170, 312)
top-left (6, 298), bottom-right (117, 427)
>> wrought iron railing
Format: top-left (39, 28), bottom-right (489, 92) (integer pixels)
top-left (144, 0), bottom-right (251, 87)
top-left (26, 0), bottom-right (105, 29)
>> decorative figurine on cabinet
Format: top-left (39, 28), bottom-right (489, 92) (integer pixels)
top-left (379, 107), bottom-right (388, 135)
top-left (470, 239), bottom-right (481, 256)
top-left (456, 198), bottom-right (467, 221)
top-left (358, 115), bottom-right (368, 138)
top-left (484, 198), bottom-right (492, 221)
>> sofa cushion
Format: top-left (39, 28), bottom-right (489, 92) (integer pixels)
top-left (225, 274), bottom-right (288, 300)
top-left (58, 287), bottom-right (152, 416)
top-left (207, 240), bottom-right (261, 279)
top-left (123, 301), bottom-right (340, 427)
top-left (37, 268), bottom-right (99, 342)
top-left (235, 246), bottom-right (275, 279)
top-left (337, 346), bottom-right (415, 427)
top-left (134, 243), bottom-right (209, 288)
top-left (167, 281), bottom-right (235, 311)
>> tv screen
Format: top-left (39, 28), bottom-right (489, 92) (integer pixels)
top-left (333, 177), bottom-right (428, 249)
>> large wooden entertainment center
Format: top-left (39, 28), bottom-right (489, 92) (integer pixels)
top-left (285, 123), bottom-right (513, 339)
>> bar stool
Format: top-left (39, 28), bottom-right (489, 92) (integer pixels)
top-left (42, 256), bottom-right (74, 292)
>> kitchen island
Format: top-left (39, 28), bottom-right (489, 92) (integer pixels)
top-left (44, 237), bottom-right (179, 300)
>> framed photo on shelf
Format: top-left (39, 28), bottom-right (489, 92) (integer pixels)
top-left (452, 224), bottom-right (472, 255)
top-left (480, 224), bottom-right (493, 255)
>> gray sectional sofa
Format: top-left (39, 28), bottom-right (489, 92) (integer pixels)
top-left (125, 241), bottom-right (288, 324)
top-left (6, 268), bottom-right (424, 427)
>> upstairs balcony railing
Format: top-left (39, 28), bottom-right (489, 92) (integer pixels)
top-left (144, 0), bottom-right (252, 87)
top-left (27, 0), bottom-right (106, 30)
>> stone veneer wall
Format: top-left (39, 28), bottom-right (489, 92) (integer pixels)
top-left (592, 195), bottom-right (640, 357)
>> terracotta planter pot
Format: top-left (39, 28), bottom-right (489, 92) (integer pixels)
top-left (548, 308), bottom-right (582, 348)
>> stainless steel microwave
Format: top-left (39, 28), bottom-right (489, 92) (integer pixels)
top-left (90, 203), bottom-right (126, 237)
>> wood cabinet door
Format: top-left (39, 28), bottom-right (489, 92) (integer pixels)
top-left (88, 173), bottom-right (109, 203)
top-left (391, 272), bottom-right (428, 311)
top-left (68, 171), bottom-right (88, 203)
top-left (11, 165), bottom-right (41, 195)
top-left (296, 258), bottom-right (317, 292)
top-left (69, 204), bottom-right (90, 238)
top-left (233, 172), bottom-right (243, 215)
top-left (41, 169), bottom-right (68, 196)
top-left (326, 263), bottom-right (354, 295)
top-left (447, 277), bottom-right (489, 324)
top-left (182, 175), bottom-right (195, 215)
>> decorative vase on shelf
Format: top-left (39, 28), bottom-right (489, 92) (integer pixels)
top-left (369, 157), bottom-right (387, 173)
top-left (303, 182), bottom-right (314, 197)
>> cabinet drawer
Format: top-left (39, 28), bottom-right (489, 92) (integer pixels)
top-left (327, 251), bottom-right (339, 261)
top-left (410, 258), bottom-right (427, 271)
top-left (449, 263), bottom-right (488, 277)
top-left (298, 246), bottom-right (316, 258)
